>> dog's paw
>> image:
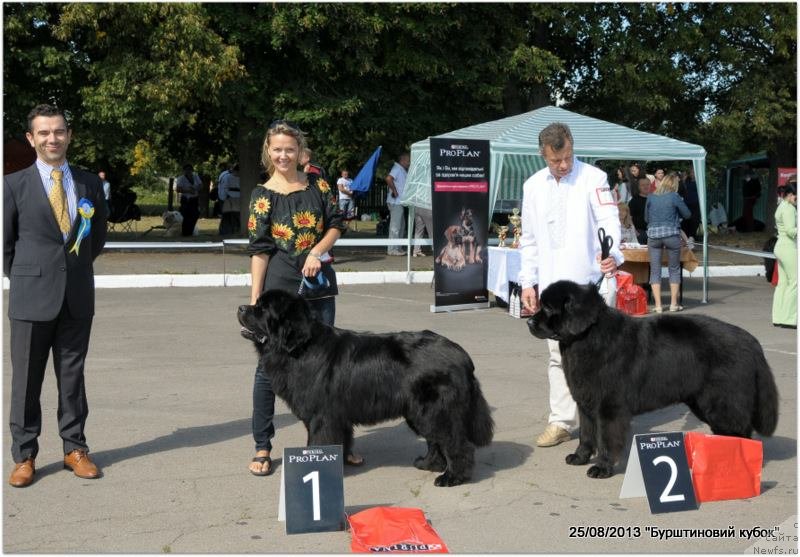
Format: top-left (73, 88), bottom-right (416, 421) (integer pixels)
top-left (565, 453), bottom-right (590, 466)
top-left (586, 464), bottom-right (615, 479)
top-left (433, 471), bottom-right (465, 487)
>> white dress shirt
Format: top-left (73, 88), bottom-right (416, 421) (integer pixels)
top-left (518, 157), bottom-right (624, 291)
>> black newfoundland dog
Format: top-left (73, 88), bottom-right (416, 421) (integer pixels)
top-left (238, 290), bottom-right (494, 487)
top-left (528, 280), bottom-right (779, 479)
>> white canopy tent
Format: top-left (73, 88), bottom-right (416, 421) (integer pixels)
top-left (401, 106), bottom-right (710, 301)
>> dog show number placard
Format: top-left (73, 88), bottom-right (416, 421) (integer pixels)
top-left (619, 432), bottom-right (697, 514)
top-left (281, 445), bottom-right (345, 534)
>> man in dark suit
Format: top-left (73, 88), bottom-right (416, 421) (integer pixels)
top-left (4, 104), bottom-right (108, 487)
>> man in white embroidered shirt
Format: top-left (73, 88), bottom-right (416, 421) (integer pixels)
top-left (518, 122), bottom-right (624, 448)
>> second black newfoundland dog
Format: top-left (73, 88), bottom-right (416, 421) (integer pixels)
top-left (238, 290), bottom-right (494, 487)
top-left (528, 280), bottom-right (779, 479)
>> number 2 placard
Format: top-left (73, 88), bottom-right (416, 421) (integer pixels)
top-left (636, 433), bottom-right (698, 513)
top-left (283, 445), bottom-right (346, 534)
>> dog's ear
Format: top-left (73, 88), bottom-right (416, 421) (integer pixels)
top-left (264, 292), bottom-right (314, 353)
top-left (561, 282), bottom-right (602, 338)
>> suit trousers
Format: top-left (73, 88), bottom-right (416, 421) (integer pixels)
top-left (9, 298), bottom-right (92, 462)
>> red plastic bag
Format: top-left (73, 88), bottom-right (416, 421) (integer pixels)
top-left (615, 271), bottom-right (647, 316)
top-left (348, 507), bottom-right (449, 553)
top-left (684, 432), bottom-right (763, 503)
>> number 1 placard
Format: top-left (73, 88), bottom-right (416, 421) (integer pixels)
top-left (283, 445), bottom-right (346, 534)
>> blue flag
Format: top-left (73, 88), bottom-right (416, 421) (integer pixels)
top-left (350, 146), bottom-right (382, 197)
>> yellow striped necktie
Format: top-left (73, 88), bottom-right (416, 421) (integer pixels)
top-left (49, 169), bottom-right (71, 234)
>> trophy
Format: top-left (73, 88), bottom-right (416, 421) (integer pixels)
top-left (497, 225), bottom-right (509, 248)
top-left (508, 207), bottom-right (522, 248)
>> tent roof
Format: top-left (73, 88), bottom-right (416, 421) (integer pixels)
top-left (403, 105), bottom-right (706, 210)
top-left (409, 105), bottom-right (705, 159)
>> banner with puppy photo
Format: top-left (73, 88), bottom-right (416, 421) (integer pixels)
top-left (429, 138), bottom-right (490, 312)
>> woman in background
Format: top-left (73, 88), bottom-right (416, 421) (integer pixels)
top-left (645, 173), bottom-right (691, 313)
top-left (617, 202), bottom-right (638, 244)
top-left (772, 180), bottom-right (797, 328)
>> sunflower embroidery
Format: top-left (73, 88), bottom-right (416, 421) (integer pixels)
top-left (271, 223), bottom-right (294, 241)
top-left (247, 215), bottom-right (257, 234)
top-left (294, 231), bottom-right (316, 252)
top-left (316, 219), bottom-right (324, 233)
top-left (253, 196), bottom-right (271, 215)
top-left (317, 179), bottom-right (331, 194)
top-left (292, 211), bottom-right (317, 229)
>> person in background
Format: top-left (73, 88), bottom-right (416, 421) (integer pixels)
top-left (300, 148), bottom-right (330, 183)
top-left (772, 179), bottom-right (797, 328)
top-left (518, 122), bottom-right (623, 448)
top-left (626, 163), bottom-right (644, 194)
top-left (645, 173), bottom-right (691, 313)
top-left (618, 202), bottom-right (639, 244)
top-left (244, 120), bottom-right (356, 476)
top-left (412, 205), bottom-right (434, 257)
top-left (628, 176), bottom-right (651, 244)
top-left (4, 104), bottom-right (108, 487)
top-left (741, 165), bottom-right (762, 232)
top-left (218, 163), bottom-right (241, 235)
top-left (385, 152), bottom-right (410, 256)
top-left (612, 166), bottom-right (631, 203)
top-left (651, 168), bottom-right (665, 192)
top-left (174, 163), bottom-right (202, 236)
top-left (679, 167), bottom-right (700, 240)
top-left (336, 168), bottom-right (355, 219)
top-left (98, 170), bottom-right (111, 213)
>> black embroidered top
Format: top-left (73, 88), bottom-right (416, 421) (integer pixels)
top-left (247, 174), bottom-right (345, 295)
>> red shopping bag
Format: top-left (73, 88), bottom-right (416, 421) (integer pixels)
top-left (348, 507), bottom-right (449, 553)
top-left (684, 432), bottom-right (763, 503)
top-left (615, 271), bottom-right (647, 316)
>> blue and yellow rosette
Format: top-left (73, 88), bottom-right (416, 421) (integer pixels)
top-left (69, 198), bottom-right (94, 255)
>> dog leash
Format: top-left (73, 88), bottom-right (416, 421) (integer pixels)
top-left (595, 227), bottom-right (614, 289)
top-left (595, 228), bottom-right (618, 308)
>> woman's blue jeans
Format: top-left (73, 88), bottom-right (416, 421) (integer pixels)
top-left (252, 296), bottom-right (335, 452)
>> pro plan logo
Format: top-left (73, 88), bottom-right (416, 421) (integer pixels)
top-left (439, 144), bottom-right (481, 158)
top-left (369, 542), bottom-right (444, 552)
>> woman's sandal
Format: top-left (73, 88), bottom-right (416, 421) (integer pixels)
top-left (346, 454), bottom-right (365, 467)
top-left (669, 305), bottom-right (684, 312)
top-left (250, 455), bottom-right (273, 476)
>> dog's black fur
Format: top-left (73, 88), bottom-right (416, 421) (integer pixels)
top-left (527, 280), bottom-right (779, 479)
top-left (238, 290), bottom-right (494, 486)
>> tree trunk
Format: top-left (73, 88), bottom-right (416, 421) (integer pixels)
top-left (237, 119), bottom-right (263, 236)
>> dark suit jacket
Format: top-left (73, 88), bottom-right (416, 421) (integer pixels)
top-left (4, 163), bottom-right (108, 321)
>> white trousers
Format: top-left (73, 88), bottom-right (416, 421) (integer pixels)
top-left (387, 203), bottom-right (406, 254)
top-left (546, 338), bottom-right (578, 432)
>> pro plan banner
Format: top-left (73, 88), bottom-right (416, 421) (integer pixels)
top-left (429, 138), bottom-right (490, 312)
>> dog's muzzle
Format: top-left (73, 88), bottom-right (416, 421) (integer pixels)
top-left (527, 315), bottom-right (559, 341)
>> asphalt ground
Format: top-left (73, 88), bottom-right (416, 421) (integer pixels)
top-left (2, 275), bottom-right (797, 554)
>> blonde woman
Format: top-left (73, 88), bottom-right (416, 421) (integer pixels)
top-left (244, 120), bottom-right (351, 475)
top-left (644, 173), bottom-right (691, 312)
top-left (617, 202), bottom-right (638, 244)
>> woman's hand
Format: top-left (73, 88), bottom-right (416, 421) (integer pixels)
top-left (302, 253), bottom-right (322, 277)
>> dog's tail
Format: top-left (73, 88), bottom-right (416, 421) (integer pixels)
top-left (753, 361), bottom-right (779, 436)
top-left (467, 375), bottom-right (494, 446)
